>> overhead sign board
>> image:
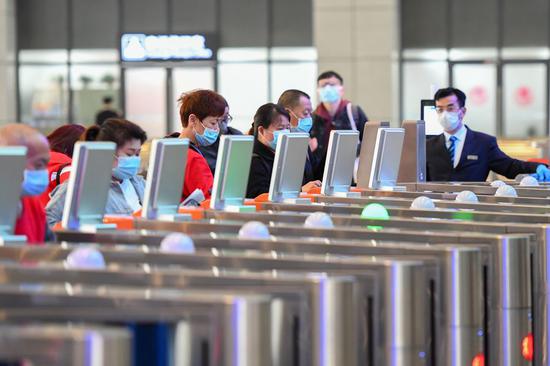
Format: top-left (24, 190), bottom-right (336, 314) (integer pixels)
top-left (121, 33), bottom-right (215, 62)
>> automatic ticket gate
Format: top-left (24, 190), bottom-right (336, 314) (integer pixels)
top-left (54, 223), bottom-right (531, 366)
top-left (0, 284), bottom-right (273, 366)
top-left (313, 194), bottom-right (550, 215)
top-left (0, 261), bottom-right (345, 366)
top-left (0, 324), bottom-right (131, 366)
top-left (345, 187), bottom-right (550, 206)
top-left (405, 182), bottom-right (550, 199)
top-left (260, 200), bottom-right (550, 224)
top-left (0, 245), bottom-right (434, 366)
top-left (133, 221), bottom-right (533, 366)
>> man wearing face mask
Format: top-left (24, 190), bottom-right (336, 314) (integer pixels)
top-left (0, 124), bottom-right (53, 244)
top-left (177, 89), bottom-right (226, 200)
top-left (427, 87), bottom-right (550, 181)
top-left (311, 71), bottom-right (369, 178)
top-left (278, 89), bottom-right (320, 182)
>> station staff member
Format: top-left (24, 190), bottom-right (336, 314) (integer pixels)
top-left (0, 124), bottom-right (53, 244)
top-left (426, 87), bottom-right (550, 182)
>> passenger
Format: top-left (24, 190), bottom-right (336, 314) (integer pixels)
top-left (311, 70), bottom-right (369, 177)
top-left (198, 98), bottom-right (243, 175)
top-left (277, 89), bottom-right (319, 182)
top-left (46, 119), bottom-right (147, 226)
top-left (40, 124), bottom-right (86, 206)
top-left (246, 103), bottom-right (321, 199)
top-left (177, 89), bottom-right (226, 200)
top-left (95, 96), bottom-right (120, 126)
top-left (0, 124), bottom-right (53, 244)
top-left (427, 87), bottom-right (550, 181)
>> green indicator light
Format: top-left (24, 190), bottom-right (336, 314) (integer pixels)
top-left (367, 225), bottom-right (383, 231)
top-left (361, 203), bottom-right (390, 221)
top-left (451, 211), bottom-right (475, 221)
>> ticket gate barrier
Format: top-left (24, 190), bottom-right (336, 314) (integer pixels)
top-left (0, 324), bottom-right (131, 366)
top-left (131, 221), bottom-right (531, 366)
top-left (0, 245), bottom-right (434, 366)
top-left (0, 285), bottom-right (272, 366)
top-left (0, 244), bottom-right (481, 366)
top-left (0, 262), bottom-right (355, 366)
top-left (260, 200), bottom-right (550, 224)
top-left (313, 194), bottom-right (550, 215)
top-left (405, 182), bottom-right (550, 199)
top-left (54, 225), bottom-right (528, 366)
top-left (348, 187), bottom-right (550, 206)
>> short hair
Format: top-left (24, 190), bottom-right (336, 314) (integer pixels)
top-left (277, 89), bottom-right (311, 109)
top-left (317, 70), bottom-right (343, 84)
top-left (47, 124), bottom-right (86, 157)
top-left (102, 96), bottom-right (113, 104)
top-left (178, 89), bottom-right (226, 128)
top-left (252, 103), bottom-right (290, 137)
top-left (85, 118), bottom-right (147, 148)
top-left (434, 87), bottom-right (467, 108)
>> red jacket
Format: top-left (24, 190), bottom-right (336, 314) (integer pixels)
top-left (40, 151), bottom-right (72, 206)
top-left (182, 147), bottom-right (213, 200)
top-left (15, 196), bottom-right (46, 245)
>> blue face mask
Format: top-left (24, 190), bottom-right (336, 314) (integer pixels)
top-left (269, 129), bottom-right (290, 150)
top-left (113, 156), bottom-right (141, 181)
top-left (319, 85), bottom-right (341, 104)
top-left (195, 122), bottom-right (219, 147)
top-left (296, 117), bottom-right (313, 133)
top-left (21, 169), bottom-right (49, 197)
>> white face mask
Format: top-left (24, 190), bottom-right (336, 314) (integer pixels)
top-left (438, 111), bottom-right (461, 132)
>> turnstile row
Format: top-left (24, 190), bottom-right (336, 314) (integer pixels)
top-left (6, 178), bottom-right (550, 365)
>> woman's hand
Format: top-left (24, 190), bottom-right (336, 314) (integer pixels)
top-left (309, 137), bottom-right (318, 152)
top-left (302, 180), bottom-right (322, 193)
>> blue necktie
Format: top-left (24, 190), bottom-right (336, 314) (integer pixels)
top-left (448, 135), bottom-right (457, 166)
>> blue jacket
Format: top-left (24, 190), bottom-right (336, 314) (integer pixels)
top-left (426, 126), bottom-right (539, 181)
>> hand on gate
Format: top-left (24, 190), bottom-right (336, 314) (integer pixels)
top-left (532, 164), bottom-right (550, 182)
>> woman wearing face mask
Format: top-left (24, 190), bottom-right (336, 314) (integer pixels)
top-left (198, 98), bottom-right (243, 175)
top-left (246, 103), bottom-right (322, 199)
top-left (177, 89), bottom-right (226, 200)
top-left (46, 118), bottom-right (147, 227)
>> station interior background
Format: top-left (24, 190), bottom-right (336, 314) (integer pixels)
top-left (0, 0), bottom-right (549, 142)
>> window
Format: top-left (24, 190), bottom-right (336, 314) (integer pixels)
top-left (218, 47), bottom-right (317, 133)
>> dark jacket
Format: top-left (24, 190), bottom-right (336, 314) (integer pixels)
top-left (426, 126), bottom-right (540, 181)
top-left (246, 139), bottom-right (275, 199)
top-left (199, 126), bottom-right (243, 175)
top-left (245, 139), bottom-right (315, 199)
top-left (303, 148), bottom-right (317, 184)
top-left (311, 100), bottom-right (368, 179)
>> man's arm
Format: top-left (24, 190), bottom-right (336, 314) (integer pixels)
top-left (487, 136), bottom-right (540, 179)
top-left (45, 183), bottom-right (68, 227)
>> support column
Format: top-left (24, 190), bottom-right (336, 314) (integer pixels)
top-left (0, 0), bottom-right (16, 124)
top-left (314, 0), bottom-right (399, 124)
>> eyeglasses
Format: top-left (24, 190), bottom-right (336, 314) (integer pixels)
top-left (435, 105), bottom-right (461, 114)
top-left (222, 114), bottom-right (233, 124)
